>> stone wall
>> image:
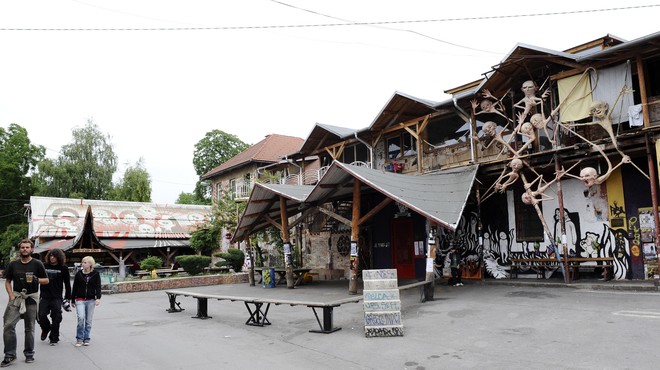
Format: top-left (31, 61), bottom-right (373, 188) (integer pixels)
top-left (105, 273), bottom-right (249, 293)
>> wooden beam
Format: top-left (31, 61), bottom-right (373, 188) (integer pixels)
top-left (636, 55), bottom-right (650, 128)
top-left (263, 214), bottom-right (281, 231)
top-left (358, 197), bottom-right (392, 225)
top-left (317, 206), bottom-right (351, 227)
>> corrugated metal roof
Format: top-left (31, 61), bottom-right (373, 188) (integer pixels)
top-left (366, 91), bottom-right (439, 132)
top-left (201, 134), bottom-right (304, 179)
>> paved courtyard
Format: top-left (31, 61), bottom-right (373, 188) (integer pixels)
top-left (2, 279), bottom-right (659, 369)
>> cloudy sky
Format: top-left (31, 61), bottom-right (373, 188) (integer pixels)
top-left (1, 1), bottom-right (658, 203)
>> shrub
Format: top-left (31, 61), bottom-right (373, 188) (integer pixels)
top-left (213, 248), bottom-right (245, 272)
top-left (175, 255), bottom-right (211, 276)
top-left (140, 256), bottom-right (163, 271)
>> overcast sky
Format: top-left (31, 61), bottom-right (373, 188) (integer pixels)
top-left (1, 1), bottom-right (658, 204)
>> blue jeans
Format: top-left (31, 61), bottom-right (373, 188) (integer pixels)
top-left (75, 300), bottom-right (96, 342)
top-left (3, 299), bottom-right (37, 358)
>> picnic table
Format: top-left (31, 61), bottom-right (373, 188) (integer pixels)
top-left (253, 267), bottom-right (312, 286)
top-left (135, 268), bottom-right (185, 278)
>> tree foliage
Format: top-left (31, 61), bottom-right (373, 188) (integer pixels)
top-left (189, 191), bottom-right (246, 256)
top-left (0, 223), bottom-right (28, 266)
top-left (0, 124), bottom-right (45, 232)
top-left (192, 130), bottom-right (248, 177)
top-left (33, 119), bottom-right (117, 200)
top-left (175, 255), bottom-right (211, 276)
top-left (111, 158), bottom-right (152, 202)
top-left (214, 248), bottom-right (245, 272)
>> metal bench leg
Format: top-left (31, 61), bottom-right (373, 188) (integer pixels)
top-left (166, 293), bottom-right (184, 313)
top-left (245, 302), bottom-right (271, 327)
top-left (192, 297), bottom-right (211, 319)
top-left (309, 306), bottom-right (341, 334)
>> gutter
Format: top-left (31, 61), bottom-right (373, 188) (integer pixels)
top-left (354, 132), bottom-right (374, 169)
top-left (453, 98), bottom-right (475, 163)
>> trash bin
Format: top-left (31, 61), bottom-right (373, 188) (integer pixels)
top-left (262, 268), bottom-right (275, 288)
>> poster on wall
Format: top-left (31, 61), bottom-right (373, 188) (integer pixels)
top-left (643, 243), bottom-right (657, 260)
top-left (638, 207), bottom-right (657, 243)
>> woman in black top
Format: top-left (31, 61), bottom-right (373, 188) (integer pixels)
top-left (70, 256), bottom-right (101, 347)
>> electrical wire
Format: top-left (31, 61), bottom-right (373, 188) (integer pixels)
top-left (0, 4), bottom-right (656, 31)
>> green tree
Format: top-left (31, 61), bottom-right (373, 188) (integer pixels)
top-left (111, 158), bottom-right (152, 202)
top-left (188, 130), bottom-right (248, 204)
top-left (192, 130), bottom-right (248, 176)
top-left (189, 191), bottom-right (246, 255)
top-left (176, 192), bottom-right (208, 205)
top-left (0, 223), bottom-right (28, 266)
top-left (0, 124), bottom-right (45, 232)
top-left (34, 119), bottom-right (117, 199)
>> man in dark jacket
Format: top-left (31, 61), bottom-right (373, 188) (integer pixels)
top-left (38, 248), bottom-right (72, 346)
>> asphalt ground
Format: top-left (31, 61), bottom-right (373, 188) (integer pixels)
top-left (1, 277), bottom-right (659, 370)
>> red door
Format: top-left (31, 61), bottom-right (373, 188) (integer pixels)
top-left (391, 218), bottom-right (415, 279)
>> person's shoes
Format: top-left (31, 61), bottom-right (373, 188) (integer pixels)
top-left (74, 342), bottom-right (83, 347)
top-left (0, 356), bottom-right (15, 367)
top-left (83, 341), bottom-right (90, 346)
top-left (49, 340), bottom-right (58, 346)
top-left (458, 283), bottom-right (464, 286)
top-left (25, 356), bottom-right (34, 364)
top-left (40, 329), bottom-right (49, 341)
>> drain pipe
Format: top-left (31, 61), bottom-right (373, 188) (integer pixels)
top-left (354, 132), bottom-right (374, 169)
top-left (453, 98), bottom-right (475, 163)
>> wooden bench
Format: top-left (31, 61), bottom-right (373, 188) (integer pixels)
top-left (510, 258), bottom-right (560, 279)
top-left (567, 257), bottom-right (614, 281)
top-left (165, 289), bottom-right (362, 334)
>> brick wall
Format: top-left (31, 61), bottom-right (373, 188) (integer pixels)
top-left (106, 273), bottom-right (249, 293)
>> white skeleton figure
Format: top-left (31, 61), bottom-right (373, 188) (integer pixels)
top-left (568, 86), bottom-right (632, 152)
top-left (562, 155), bottom-right (631, 187)
top-left (521, 174), bottom-right (557, 206)
top-left (495, 158), bottom-right (523, 193)
top-left (530, 113), bottom-right (555, 145)
top-left (470, 89), bottom-right (511, 122)
top-left (514, 80), bottom-right (549, 122)
top-left (473, 121), bottom-right (515, 154)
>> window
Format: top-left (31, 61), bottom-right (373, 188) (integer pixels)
top-left (513, 187), bottom-right (544, 242)
top-left (425, 116), bottom-right (469, 149)
top-left (340, 143), bottom-right (369, 164)
top-left (387, 132), bottom-right (417, 159)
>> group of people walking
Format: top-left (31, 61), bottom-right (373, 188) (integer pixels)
top-left (1, 239), bottom-right (102, 367)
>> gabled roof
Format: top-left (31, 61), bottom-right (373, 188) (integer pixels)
top-left (297, 123), bottom-right (360, 156)
top-left (366, 91), bottom-right (439, 133)
top-left (576, 30), bottom-right (660, 64)
top-left (201, 134), bottom-right (304, 180)
top-left (30, 196), bottom-right (211, 240)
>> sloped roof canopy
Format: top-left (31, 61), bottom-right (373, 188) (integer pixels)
top-left (233, 162), bottom-right (479, 241)
top-left (233, 183), bottom-right (314, 241)
top-left (306, 162), bottom-right (478, 230)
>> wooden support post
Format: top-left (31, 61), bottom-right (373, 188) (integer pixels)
top-left (424, 223), bottom-right (436, 301)
top-left (280, 196), bottom-right (294, 289)
top-left (349, 180), bottom-right (361, 295)
top-left (246, 238), bottom-right (255, 287)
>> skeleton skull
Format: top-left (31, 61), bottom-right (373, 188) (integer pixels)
top-left (579, 167), bottom-right (598, 187)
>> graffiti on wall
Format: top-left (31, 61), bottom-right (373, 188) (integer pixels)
top-left (456, 208), bottom-right (631, 280)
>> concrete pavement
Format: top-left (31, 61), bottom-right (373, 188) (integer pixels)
top-left (1, 277), bottom-right (658, 369)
